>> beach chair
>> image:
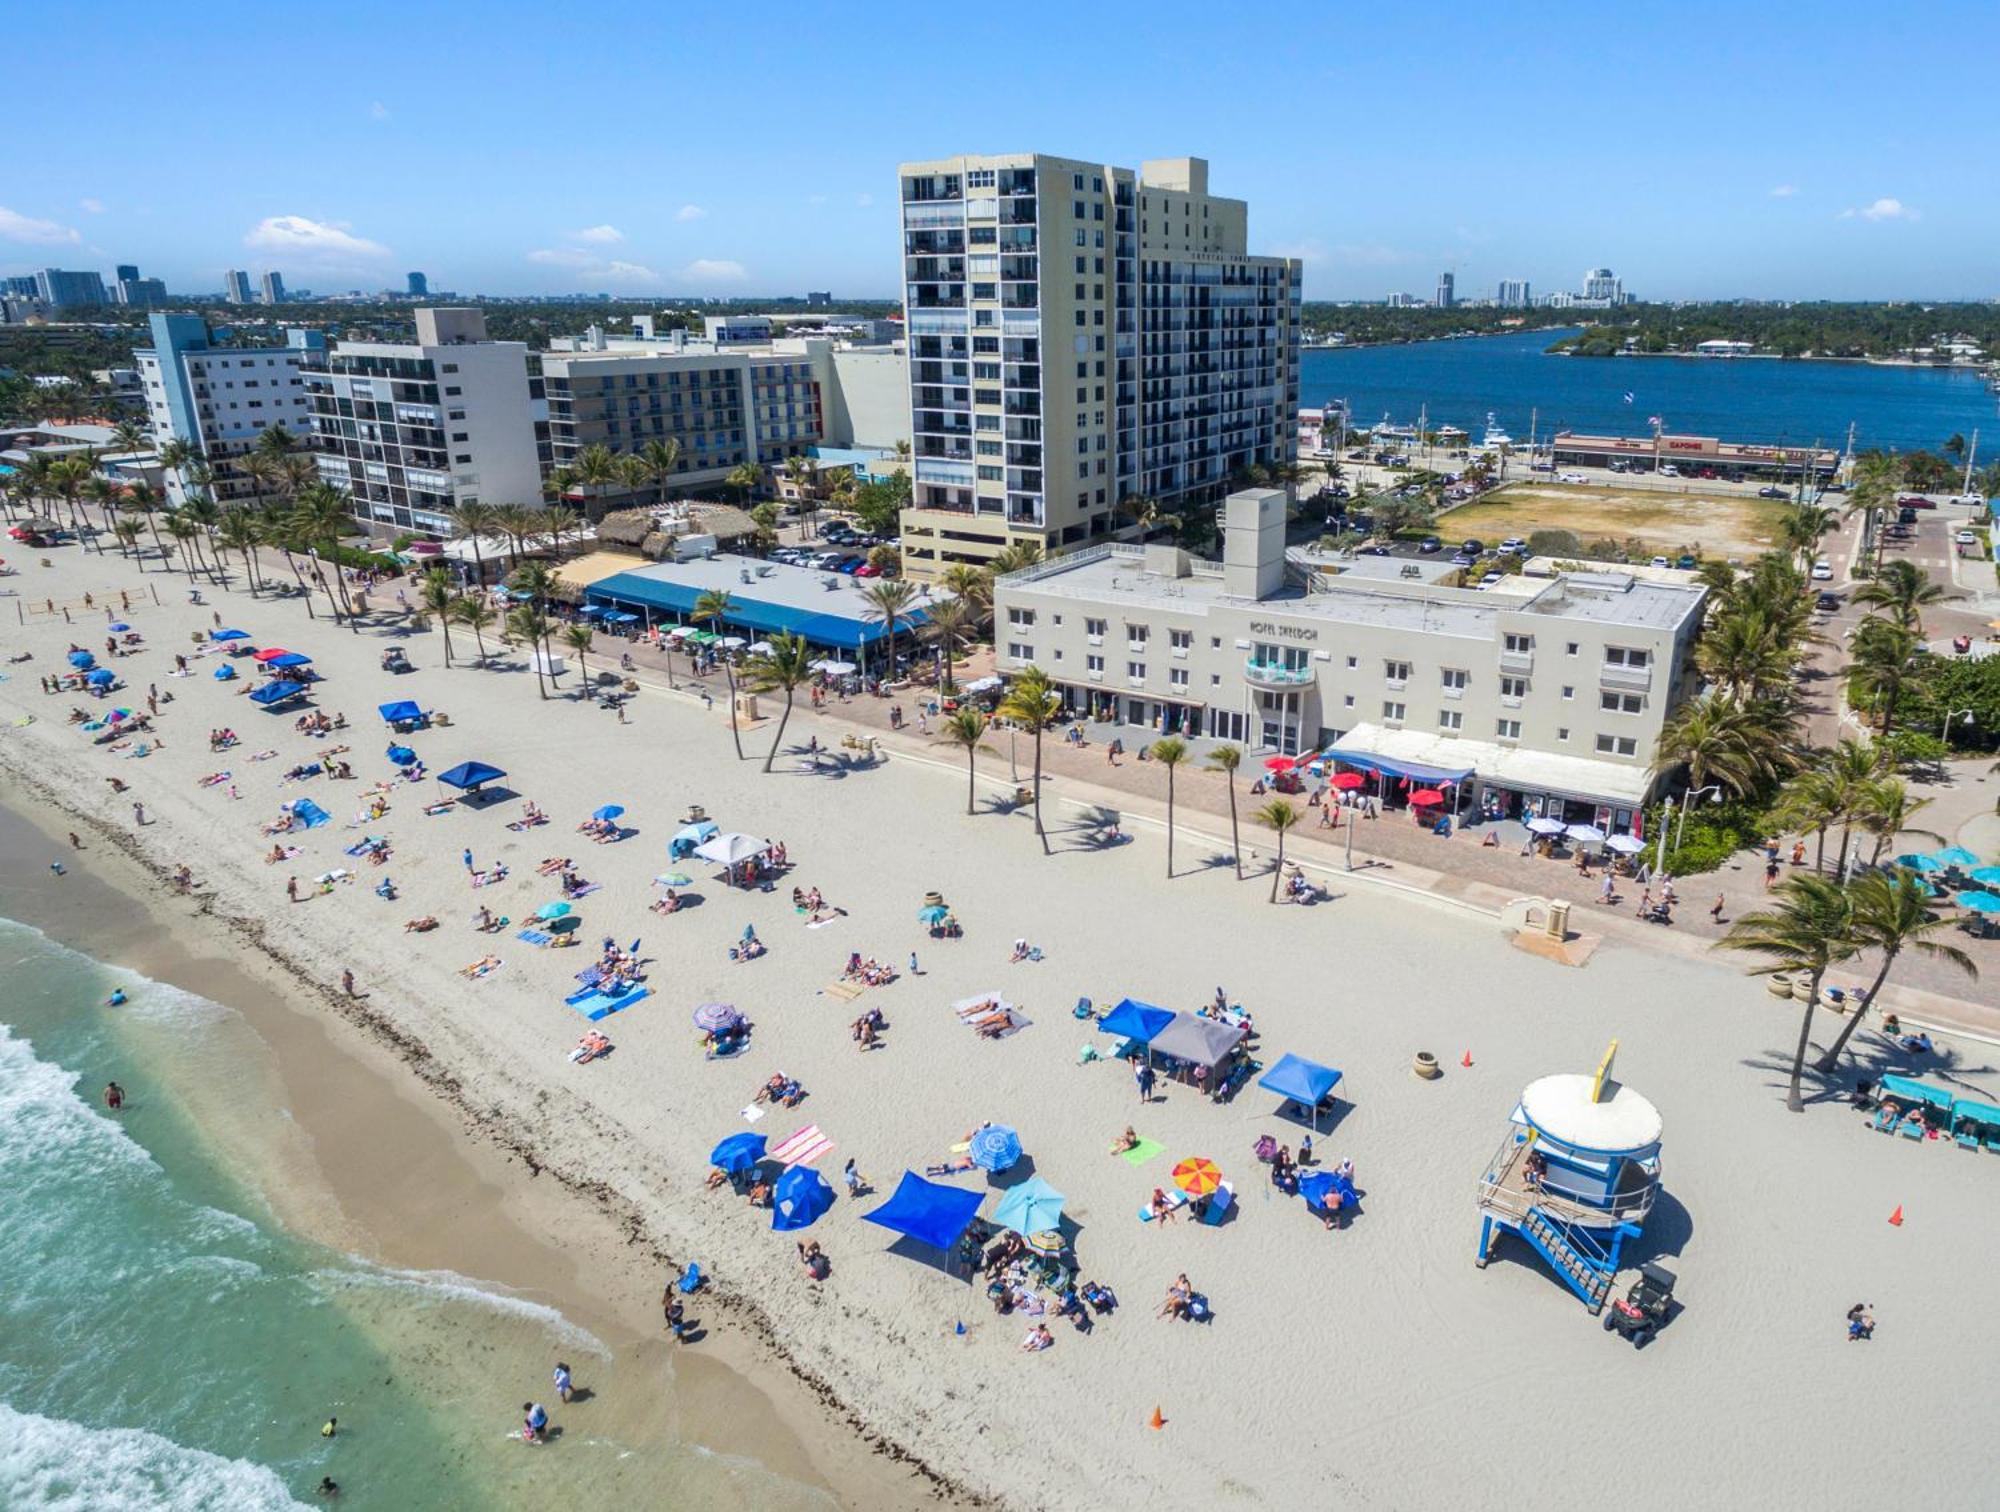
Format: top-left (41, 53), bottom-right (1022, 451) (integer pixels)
top-left (1899, 1119), bottom-right (1927, 1142)
top-left (1138, 1190), bottom-right (1188, 1223)
top-left (1955, 1126), bottom-right (1980, 1151)
top-left (1198, 1182), bottom-right (1235, 1227)
top-left (1869, 1107), bottom-right (1900, 1133)
top-left (1986, 1136), bottom-right (2000, 1155)
top-left (1077, 1043), bottom-right (1100, 1066)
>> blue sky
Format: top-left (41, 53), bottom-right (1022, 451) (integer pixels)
top-left (5, 0), bottom-right (1995, 302)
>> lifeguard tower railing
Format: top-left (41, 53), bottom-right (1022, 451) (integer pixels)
top-left (1474, 1128), bottom-right (1658, 1230)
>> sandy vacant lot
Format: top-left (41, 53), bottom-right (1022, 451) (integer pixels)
top-left (1443, 483), bottom-right (1789, 559)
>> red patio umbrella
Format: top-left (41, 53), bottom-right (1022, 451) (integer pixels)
top-left (1263, 755), bottom-right (1297, 773)
top-left (252, 646), bottom-right (291, 663)
top-left (1409, 789), bottom-right (1446, 807)
top-left (1329, 772), bottom-right (1366, 790)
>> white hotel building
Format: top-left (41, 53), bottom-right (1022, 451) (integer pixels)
top-left (992, 490), bottom-right (1708, 830)
top-left (134, 313), bottom-right (321, 505)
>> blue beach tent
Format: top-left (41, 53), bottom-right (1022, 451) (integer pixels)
top-left (210, 628), bottom-right (249, 641)
top-left (861, 1172), bottom-right (984, 1252)
top-left (249, 679), bottom-right (306, 706)
top-left (378, 699), bottom-right (426, 727)
top-left (264, 651), bottom-right (313, 670)
top-left (438, 760), bottom-right (506, 791)
top-left (1258, 1053), bottom-right (1345, 1130)
top-left (771, 1166), bottom-right (836, 1231)
top-left (1099, 998), bottom-right (1174, 1043)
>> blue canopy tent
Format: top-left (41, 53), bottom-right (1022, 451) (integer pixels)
top-left (709, 1131), bottom-right (768, 1176)
top-left (1878, 1074), bottom-right (1954, 1112)
top-left (437, 760), bottom-right (507, 792)
top-left (249, 679), bottom-right (307, 707)
top-left (1099, 998), bottom-right (1174, 1064)
top-left (1258, 1053), bottom-right (1345, 1132)
top-left (671, 818), bottom-right (720, 859)
top-left (967, 1125), bottom-right (1023, 1173)
top-left (771, 1166), bottom-right (836, 1231)
top-left (378, 699), bottom-right (427, 729)
top-left (991, 1176), bottom-right (1066, 1237)
top-left (209, 628), bottom-right (249, 642)
top-left (1931, 846), bottom-right (1981, 869)
top-left (861, 1171), bottom-right (985, 1253)
top-left (263, 651), bottom-right (313, 670)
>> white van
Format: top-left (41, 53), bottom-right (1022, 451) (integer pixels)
top-left (1659, 464), bottom-right (1680, 478)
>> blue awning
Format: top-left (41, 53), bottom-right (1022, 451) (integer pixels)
top-left (861, 1171), bottom-right (984, 1251)
top-left (1099, 998), bottom-right (1174, 1043)
top-left (587, 571), bottom-right (929, 651)
top-left (1879, 1074), bottom-right (1953, 1111)
top-left (1259, 1052), bottom-right (1344, 1107)
top-left (248, 679), bottom-right (306, 705)
top-left (1319, 745), bottom-right (1474, 785)
top-left (378, 700), bottom-right (425, 724)
top-left (438, 760), bottom-right (507, 790)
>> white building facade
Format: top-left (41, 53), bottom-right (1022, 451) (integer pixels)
top-left (134, 313), bottom-right (321, 504)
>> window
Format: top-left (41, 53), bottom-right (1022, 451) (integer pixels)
top-left (1503, 633), bottom-right (1533, 655)
top-left (1566, 642), bottom-right (1580, 656)
top-left (440, 363), bottom-right (459, 373)
top-left (1169, 667), bottom-right (1189, 689)
top-left (1384, 659), bottom-right (1411, 686)
top-left (451, 431), bottom-right (468, 441)
top-left (1604, 646), bottom-right (1651, 668)
top-left (1499, 675), bottom-right (1528, 701)
top-left (444, 386), bottom-right (462, 396)
top-left (1600, 691), bottom-right (1643, 715)
top-left (1496, 719), bottom-right (1522, 741)
top-left (1008, 642), bottom-right (1033, 661)
top-left (1438, 709), bottom-right (1463, 731)
top-left (1557, 727), bottom-right (1570, 741)
top-left (1127, 661), bottom-right (1146, 682)
top-left (1169, 628), bottom-right (1192, 654)
top-left (1596, 734), bottom-right (1639, 756)
top-left (1343, 694), bottom-right (1355, 708)
top-left (1126, 624), bottom-right (1149, 649)
top-left (1383, 701), bottom-right (1406, 722)
top-left (1007, 607), bottom-right (1035, 627)
top-left (1561, 686), bottom-right (1574, 699)
top-left (1084, 618), bottom-right (1105, 642)
top-left (1440, 667), bottom-right (1468, 693)
top-left (1345, 655), bottom-right (1357, 669)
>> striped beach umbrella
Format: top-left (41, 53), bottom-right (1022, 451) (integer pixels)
top-left (1171, 1156), bottom-right (1223, 1197)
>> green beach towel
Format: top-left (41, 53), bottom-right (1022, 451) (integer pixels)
top-left (1119, 1138), bottom-right (1165, 1166)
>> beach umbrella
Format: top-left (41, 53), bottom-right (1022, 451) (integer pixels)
top-left (967, 1125), bottom-right (1022, 1173)
top-left (1409, 788), bottom-right (1446, 807)
top-left (1931, 847), bottom-right (1981, 868)
top-left (720, 636), bottom-right (747, 649)
top-left (692, 1001), bottom-right (743, 1033)
top-left (771, 1166), bottom-right (836, 1231)
top-left (85, 668), bottom-right (115, 686)
top-left (1300, 1167), bottom-right (1357, 1214)
top-left (592, 804), bottom-right (626, 821)
top-left (108, 622), bottom-right (130, 632)
top-left (1527, 816), bottom-right (1566, 835)
top-left (708, 1131), bottom-right (767, 1175)
top-left (1329, 771), bottom-right (1366, 791)
top-left (1171, 1157), bottom-right (1223, 1198)
top-left (535, 901), bottom-right (572, 920)
top-left (106, 708), bottom-right (133, 722)
top-left (378, 699), bottom-right (426, 726)
top-left (992, 1176), bottom-right (1066, 1237)
top-left (1969, 867), bottom-right (2000, 887)
top-left (1606, 833), bottom-right (1647, 855)
top-left (860, 1172), bottom-right (985, 1252)
top-left (656, 871), bottom-right (692, 887)
top-left (1957, 892), bottom-right (2000, 914)
top-left (1893, 854), bottom-right (1944, 874)
top-left (1565, 823), bottom-right (1607, 844)
top-left (209, 628), bottom-right (249, 641)
top-left (212, 664), bottom-right (236, 681)
top-left (748, 640), bottom-right (774, 655)
top-left (386, 744), bottom-right (417, 766)
top-left (252, 646), bottom-right (292, 663)
top-left (917, 904), bottom-right (949, 924)
top-left (1263, 755), bottom-right (1297, 773)
top-left (67, 650), bottom-right (95, 669)
top-left (264, 651), bottom-right (312, 669)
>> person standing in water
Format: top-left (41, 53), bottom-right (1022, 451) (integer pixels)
top-left (103, 1082), bottom-right (125, 1110)
top-left (552, 1362), bottom-right (573, 1403)
top-left (520, 1402), bottom-right (548, 1443)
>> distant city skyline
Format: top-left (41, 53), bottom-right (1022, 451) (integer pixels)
top-left (2, 0), bottom-right (1995, 303)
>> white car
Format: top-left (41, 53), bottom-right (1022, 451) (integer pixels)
top-left (1956, 529), bottom-right (1980, 546)
top-left (1811, 560), bottom-right (1834, 580)
top-left (1659, 464), bottom-right (1680, 478)
top-left (1558, 471), bottom-right (1589, 485)
top-left (1952, 492), bottom-right (1983, 506)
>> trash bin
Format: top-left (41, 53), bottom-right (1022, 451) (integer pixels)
top-left (1546, 900), bottom-right (1571, 939)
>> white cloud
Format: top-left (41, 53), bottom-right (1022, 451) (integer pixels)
top-left (1841, 197), bottom-right (1918, 222)
top-left (369, 100), bottom-right (391, 121)
top-left (526, 249), bottom-right (658, 286)
top-left (78, 197), bottom-right (107, 215)
top-left (527, 247), bottom-right (592, 267)
top-left (1769, 184), bottom-right (1798, 198)
top-left (0, 206), bottom-right (82, 245)
top-left (245, 214), bottom-right (389, 258)
top-left (571, 223), bottom-right (624, 244)
top-left (603, 261), bottom-right (659, 283)
top-left (675, 204), bottom-right (707, 223)
top-left (855, 192), bottom-right (874, 208)
top-left (682, 258), bottom-right (749, 285)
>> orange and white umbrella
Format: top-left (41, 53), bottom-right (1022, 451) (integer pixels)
top-left (1171, 1156), bottom-right (1223, 1197)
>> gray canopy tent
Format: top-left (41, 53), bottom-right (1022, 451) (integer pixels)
top-left (1148, 1013), bottom-right (1246, 1070)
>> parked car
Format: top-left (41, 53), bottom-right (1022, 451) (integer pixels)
top-left (1530, 460), bottom-right (1555, 473)
top-left (1677, 555), bottom-right (1697, 569)
top-left (1952, 492), bottom-right (1984, 506)
top-left (854, 562), bottom-right (883, 577)
top-left (1897, 494), bottom-right (1935, 509)
top-left (1451, 552), bottom-right (1476, 567)
top-left (1757, 485), bottom-right (1788, 498)
top-left (1478, 571), bottom-right (1504, 587)
top-left (1649, 555), bottom-right (1670, 569)
top-left (1460, 539), bottom-right (1484, 557)
top-left (1658, 464), bottom-right (1680, 478)
top-left (1811, 559), bottom-right (1834, 580)
top-left (1815, 592), bottom-right (1842, 612)
top-left (1608, 460), bottom-right (1630, 473)
top-left (1356, 544), bottom-right (1393, 557)
top-left (1418, 536), bottom-right (1442, 554)
top-left (1558, 471), bottom-right (1588, 485)
top-left (1499, 537), bottom-right (1528, 555)
top-left (1955, 529), bottom-right (1979, 546)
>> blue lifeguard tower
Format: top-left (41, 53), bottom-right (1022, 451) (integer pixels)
top-left (1474, 1042), bottom-right (1661, 1313)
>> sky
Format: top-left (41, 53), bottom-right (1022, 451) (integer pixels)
top-left (5, 0), bottom-right (1996, 304)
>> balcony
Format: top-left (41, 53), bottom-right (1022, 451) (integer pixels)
top-left (1599, 662), bottom-right (1654, 693)
top-left (1001, 314), bottom-right (1040, 338)
top-left (907, 310), bottom-right (970, 336)
top-left (903, 202), bottom-right (966, 229)
top-left (1499, 648), bottom-right (1535, 674)
top-left (1245, 658), bottom-right (1314, 687)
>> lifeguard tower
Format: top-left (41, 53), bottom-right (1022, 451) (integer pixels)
top-left (1474, 1042), bottom-right (1661, 1313)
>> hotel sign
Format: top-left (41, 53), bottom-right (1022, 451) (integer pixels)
top-left (1249, 621), bottom-right (1319, 642)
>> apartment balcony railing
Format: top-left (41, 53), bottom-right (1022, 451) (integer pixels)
top-left (1001, 314), bottom-right (1040, 337)
top-left (1599, 663), bottom-right (1654, 693)
top-left (907, 310), bottom-right (970, 335)
top-left (904, 202), bottom-right (966, 229)
top-left (1245, 659), bottom-right (1314, 687)
top-left (1499, 649), bottom-right (1536, 674)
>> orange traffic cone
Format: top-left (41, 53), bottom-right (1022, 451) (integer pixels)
top-left (1461, 1050), bottom-right (1474, 1068)
top-left (1148, 1406), bottom-right (1166, 1430)
top-left (1888, 1205), bottom-right (1903, 1227)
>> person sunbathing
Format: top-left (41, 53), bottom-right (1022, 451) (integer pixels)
top-left (537, 857), bottom-right (571, 875)
top-left (652, 889), bottom-right (682, 915)
top-left (403, 916), bottom-right (438, 933)
top-left (754, 1073), bottom-right (790, 1105)
top-left (458, 955), bottom-right (501, 978)
top-left (926, 1154), bottom-right (976, 1177)
top-left (974, 1012), bottom-right (1014, 1039)
top-left (746, 1181), bottom-right (773, 1208)
top-left (1110, 1127), bottom-right (1139, 1155)
top-left (1149, 1189), bottom-right (1178, 1224)
top-left (1159, 1275), bottom-right (1192, 1318)
top-left (1019, 1324), bottom-right (1053, 1352)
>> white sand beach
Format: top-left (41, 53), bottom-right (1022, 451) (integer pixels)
top-left (5, 554), bottom-right (1998, 1510)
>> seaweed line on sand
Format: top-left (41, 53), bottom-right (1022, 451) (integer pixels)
top-left (0, 756), bottom-right (985, 1508)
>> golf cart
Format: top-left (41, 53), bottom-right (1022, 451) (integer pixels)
top-left (380, 647), bottom-right (412, 673)
top-left (1601, 1262), bottom-right (1676, 1347)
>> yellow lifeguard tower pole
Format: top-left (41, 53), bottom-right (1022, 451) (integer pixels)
top-left (1590, 1039), bottom-right (1620, 1103)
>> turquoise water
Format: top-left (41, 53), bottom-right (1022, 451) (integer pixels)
top-left (1303, 329), bottom-right (1999, 453)
top-left (0, 917), bottom-right (831, 1512)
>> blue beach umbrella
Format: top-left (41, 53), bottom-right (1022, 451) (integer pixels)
top-left (771, 1166), bottom-right (836, 1231)
top-left (1957, 892), bottom-right (2000, 914)
top-left (386, 744), bottom-right (417, 766)
top-left (967, 1124), bottom-right (1022, 1173)
top-left (1893, 854), bottom-right (1945, 874)
top-left (67, 650), bottom-right (95, 669)
top-left (86, 668), bottom-right (115, 686)
top-left (917, 904), bottom-right (949, 924)
top-left (535, 901), bottom-right (572, 920)
top-left (708, 1131), bottom-right (767, 1175)
top-left (692, 1001), bottom-right (742, 1033)
top-left (592, 804), bottom-right (625, 821)
top-left (210, 628), bottom-right (249, 641)
top-left (1969, 867), bottom-right (2000, 887)
top-left (1931, 847), bottom-right (1981, 869)
top-left (991, 1176), bottom-right (1066, 1237)
top-left (108, 622), bottom-right (130, 632)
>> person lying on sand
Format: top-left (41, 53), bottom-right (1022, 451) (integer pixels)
top-left (403, 917), bottom-right (438, 933)
top-left (458, 955), bottom-right (502, 979)
top-left (1110, 1127), bottom-right (1139, 1155)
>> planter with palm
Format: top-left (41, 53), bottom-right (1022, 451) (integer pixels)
top-left (743, 632), bottom-right (815, 773)
top-left (997, 667), bottom-right (1061, 855)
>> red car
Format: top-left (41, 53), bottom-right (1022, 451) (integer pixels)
top-left (1897, 494), bottom-right (1936, 509)
top-left (854, 562), bottom-right (883, 577)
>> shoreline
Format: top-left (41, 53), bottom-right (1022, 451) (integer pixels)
top-left (0, 772), bottom-right (964, 1511)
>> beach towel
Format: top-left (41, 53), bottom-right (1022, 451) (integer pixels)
top-left (821, 980), bottom-right (866, 1001)
top-left (199, 771), bottom-right (231, 787)
top-left (740, 1105), bottom-right (766, 1123)
top-left (516, 929), bottom-right (552, 946)
top-left (249, 749), bottom-right (279, 761)
top-left (1138, 1189), bottom-right (1188, 1222)
top-left (566, 984), bottom-right (650, 1021)
top-left (770, 1124), bottom-right (833, 1167)
top-left (565, 881), bottom-right (602, 899)
top-left (574, 964), bottom-right (606, 988)
top-left (805, 915), bottom-right (842, 929)
top-left (1118, 1138), bottom-right (1165, 1166)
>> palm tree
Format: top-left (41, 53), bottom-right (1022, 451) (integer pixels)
top-left (1255, 798), bottom-right (1299, 903)
top-left (156, 436), bottom-right (195, 503)
top-left (181, 496), bottom-right (223, 582)
top-left (163, 512), bottom-right (201, 579)
top-left (692, 588), bottom-right (744, 760)
top-left (988, 540), bottom-right (1043, 577)
top-left (615, 454), bottom-right (651, 506)
top-left (997, 667), bottom-right (1061, 855)
top-left (416, 567), bottom-right (458, 666)
top-left (634, 437), bottom-right (683, 505)
top-left (571, 444), bottom-right (620, 519)
top-left (1813, 870), bottom-right (1976, 1072)
top-left (1853, 559), bottom-right (1943, 634)
top-left (1817, 738), bottom-right (1884, 875)
top-left (113, 517), bottom-right (142, 557)
top-left (1718, 874), bottom-right (1856, 1111)
top-left (935, 707), bottom-right (991, 814)
top-left (1651, 692), bottom-right (1781, 799)
top-left (447, 502), bottom-right (500, 582)
top-left (743, 632), bottom-right (815, 773)
top-left (1152, 737), bottom-right (1188, 876)
top-left (561, 622), bottom-right (595, 694)
top-left (726, 461), bottom-right (763, 507)
top-left (1843, 618), bottom-right (1920, 740)
top-left (1856, 775), bottom-right (1939, 868)
top-left (110, 418), bottom-right (147, 457)
top-left (288, 484), bottom-right (360, 627)
top-left (939, 562), bottom-right (994, 630)
top-left (122, 480), bottom-right (168, 568)
top-left (924, 598), bottom-right (975, 690)
top-left (450, 595), bottom-right (497, 665)
top-left (860, 578), bottom-right (919, 678)
top-left (47, 457), bottom-right (93, 545)
top-left (1773, 767), bottom-right (1842, 874)
top-left (507, 605), bottom-right (552, 699)
top-left (216, 508), bottom-right (264, 592)
top-left (1777, 500), bottom-right (1840, 572)
top-left (1206, 743), bottom-right (1245, 879)
top-left (82, 476), bottom-right (123, 548)
top-left (1696, 607), bottom-right (1799, 704)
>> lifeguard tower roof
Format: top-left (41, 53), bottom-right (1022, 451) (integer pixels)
top-left (1520, 1074), bottom-right (1662, 1155)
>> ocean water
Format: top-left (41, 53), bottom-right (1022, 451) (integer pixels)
top-left (1302, 329), bottom-right (1999, 453)
top-left (0, 917), bottom-right (833, 1512)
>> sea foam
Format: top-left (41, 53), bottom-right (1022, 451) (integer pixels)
top-left (0, 1404), bottom-right (309, 1511)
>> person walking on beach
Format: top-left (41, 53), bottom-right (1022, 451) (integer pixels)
top-left (1599, 872), bottom-right (1615, 905)
top-left (664, 1295), bottom-right (686, 1342)
top-left (462, 847), bottom-right (474, 872)
top-left (68, 831), bottom-right (81, 850)
top-left (341, 970), bottom-right (358, 997)
top-left (1133, 1056), bottom-right (1156, 1104)
top-left (132, 801), bottom-right (146, 826)
top-left (1710, 893), bottom-right (1726, 926)
top-left (520, 1402), bottom-right (548, 1444)
top-left (908, 951), bottom-right (920, 977)
top-left (553, 1362), bottom-right (573, 1403)
top-left (287, 876), bottom-right (300, 903)
top-left (843, 1158), bottom-right (863, 1197)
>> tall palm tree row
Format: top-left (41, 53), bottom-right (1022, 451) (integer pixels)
top-left (692, 589), bottom-right (744, 760)
top-left (1206, 744), bottom-right (1245, 879)
top-left (743, 632), bottom-right (815, 773)
top-left (935, 707), bottom-right (990, 814)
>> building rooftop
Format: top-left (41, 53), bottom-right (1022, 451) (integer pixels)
top-left (584, 553), bottom-right (944, 650)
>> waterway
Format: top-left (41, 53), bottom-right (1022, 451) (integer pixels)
top-left (1302, 329), bottom-right (1998, 454)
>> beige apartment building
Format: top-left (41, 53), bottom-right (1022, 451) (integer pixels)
top-left (897, 153), bottom-right (1300, 583)
top-left (991, 490), bottom-right (1708, 830)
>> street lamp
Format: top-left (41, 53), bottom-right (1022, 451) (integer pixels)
top-left (1942, 707), bottom-right (1974, 742)
top-left (1656, 783), bottom-right (1722, 878)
